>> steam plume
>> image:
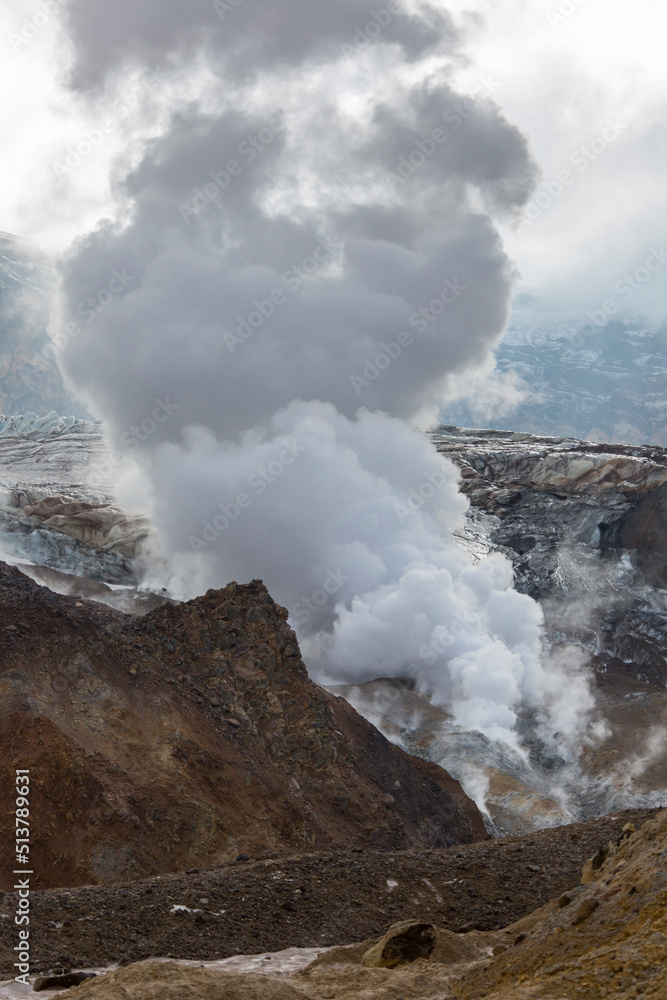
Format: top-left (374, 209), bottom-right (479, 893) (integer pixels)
top-left (51, 0), bottom-right (594, 746)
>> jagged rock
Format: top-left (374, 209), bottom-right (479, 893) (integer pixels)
top-left (0, 564), bottom-right (485, 889)
top-left (0, 412), bottom-right (80, 437)
top-left (616, 481), bottom-right (667, 586)
top-left (581, 843), bottom-right (614, 884)
top-left (360, 920), bottom-right (437, 968)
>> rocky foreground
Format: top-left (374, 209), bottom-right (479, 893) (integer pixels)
top-left (0, 808), bottom-right (656, 978)
top-left (3, 808), bottom-right (664, 998)
top-left (0, 564), bottom-right (485, 891)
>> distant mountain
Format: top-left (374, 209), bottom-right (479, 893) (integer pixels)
top-left (0, 231), bottom-right (85, 417)
top-left (442, 294), bottom-right (667, 447)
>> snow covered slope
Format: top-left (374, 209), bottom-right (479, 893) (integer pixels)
top-left (0, 232), bottom-right (85, 417)
top-left (0, 413), bottom-right (149, 593)
top-left (442, 294), bottom-right (667, 446)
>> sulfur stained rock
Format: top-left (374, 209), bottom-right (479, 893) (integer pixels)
top-left (455, 808), bottom-right (667, 999)
top-left (572, 896), bottom-right (599, 925)
top-left (581, 839), bottom-right (620, 884)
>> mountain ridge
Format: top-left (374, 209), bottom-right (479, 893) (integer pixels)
top-left (0, 564), bottom-right (485, 892)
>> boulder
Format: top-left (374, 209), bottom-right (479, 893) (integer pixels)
top-left (360, 920), bottom-right (436, 968)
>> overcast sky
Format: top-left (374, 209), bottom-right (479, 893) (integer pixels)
top-left (1, 0), bottom-right (665, 319)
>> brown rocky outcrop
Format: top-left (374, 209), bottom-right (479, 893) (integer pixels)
top-left (0, 562), bottom-right (485, 890)
top-left (361, 920), bottom-right (437, 967)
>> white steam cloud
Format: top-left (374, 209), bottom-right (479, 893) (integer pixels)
top-left (50, 0), bottom-right (593, 747)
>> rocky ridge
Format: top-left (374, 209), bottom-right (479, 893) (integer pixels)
top-left (0, 564), bottom-right (484, 891)
top-left (454, 807), bottom-right (667, 999)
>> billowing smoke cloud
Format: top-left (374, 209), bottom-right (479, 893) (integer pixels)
top-left (51, 0), bottom-right (593, 747)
